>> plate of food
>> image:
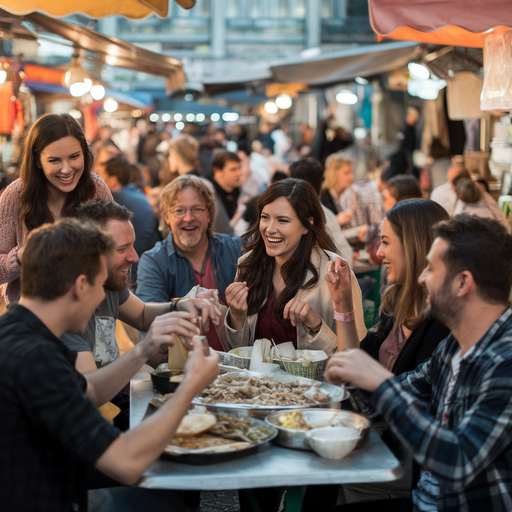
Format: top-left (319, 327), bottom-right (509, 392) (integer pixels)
top-left (192, 370), bottom-right (348, 419)
top-left (265, 409), bottom-right (371, 451)
top-left (159, 406), bottom-right (277, 464)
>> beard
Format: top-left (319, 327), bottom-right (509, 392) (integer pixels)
top-left (104, 266), bottom-right (130, 291)
top-left (426, 282), bottom-right (462, 329)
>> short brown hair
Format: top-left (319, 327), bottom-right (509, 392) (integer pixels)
top-left (211, 150), bottom-right (240, 171)
top-left (21, 218), bottom-right (115, 300)
top-left (160, 175), bottom-right (216, 236)
top-left (454, 177), bottom-right (481, 204)
top-left (74, 201), bottom-right (133, 228)
top-left (104, 155), bottom-right (131, 186)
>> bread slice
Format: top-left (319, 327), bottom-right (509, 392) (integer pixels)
top-left (176, 413), bottom-right (217, 437)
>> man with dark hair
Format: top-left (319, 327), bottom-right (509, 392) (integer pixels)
top-left (209, 150), bottom-right (243, 235)
top-left (96, 154), bottom-right (160, 279)
top-left (382, 174), bottom-right (422, 212)
top-left (325, 216), bottom-right (512, 511)
top-left (0, 218), bottom-right (219, 512)
top-left (62, 202), bottom-right (220, 378)
top-left (289, 157), bottom-right (353, 266)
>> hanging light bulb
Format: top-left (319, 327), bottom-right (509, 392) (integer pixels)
top-left (64, 51), bottom-right (95, 97)
top-left (275, 94), bottom-right (293, 109)
top-left (70, 80), bottom-right (92, 97)
top-left (336, 89), bottom-right (358, 105)
top-left (103, 98), bottom-right (118, 113)
top-left (91, 84), bottom-right (105, 101)
top-left (408, 62), bottom-right (430, 81)
top-left (264, 101), bottom-right (278, 114)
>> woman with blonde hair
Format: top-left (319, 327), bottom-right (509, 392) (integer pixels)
top-left (320, 153), bottom-right (356, 227)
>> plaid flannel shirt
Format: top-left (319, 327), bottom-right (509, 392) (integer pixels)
top-left (372, 308), bottom-right (512, 512)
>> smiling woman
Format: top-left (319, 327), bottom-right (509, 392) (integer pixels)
top-left (0, 113), bottom-right (113, 305)
top-left (225, 178), bottom-right (367, 353)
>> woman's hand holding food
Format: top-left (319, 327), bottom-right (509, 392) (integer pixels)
top-left (225, 281), bottom-right (249, 330)
top-left (284, 296), bottom-right (322, 334)
top-left (325, 257), bottom-right (353, 313)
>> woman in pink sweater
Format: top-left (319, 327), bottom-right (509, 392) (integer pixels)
top-left (0, 113), bottom-right (112, 304)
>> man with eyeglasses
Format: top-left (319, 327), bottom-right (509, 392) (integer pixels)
top-left (137, 174), bottom-right (242, 353)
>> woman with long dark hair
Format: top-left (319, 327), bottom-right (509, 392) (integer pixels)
top-left (225, 178), bottom-right (366, 353)
top-left (0, 113), bottom-right (112, 304)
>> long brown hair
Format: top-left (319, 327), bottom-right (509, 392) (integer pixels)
top-left (381, 199), bottom-right (449, 329)
top-left (19, 113), bottom-right (95, 231)
top-left (239, 178), bottom-right (337, 316)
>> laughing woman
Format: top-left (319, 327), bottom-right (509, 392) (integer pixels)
top-left (0, 113), bottom-right (112, 304)
top-left (225, 178), bottom-right (366, 353)
top-left (326, 199), bottom-right (450, 380)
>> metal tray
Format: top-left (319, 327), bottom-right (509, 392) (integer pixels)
top-left (265, 409), bottom-right (371, 451)
top-left (193, 369), bottom-right (349, 419)
top-left (161, 415), bottom-right (277, 465)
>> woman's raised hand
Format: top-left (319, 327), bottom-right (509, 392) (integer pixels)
top-left (284, 296), bottom-right (322, 333)
top-left (225, 282), bottom-right (249, 329)
top-left (226, 282), bottom-right (249, 314)
top-left (325, 257), bottom-right (353, 312)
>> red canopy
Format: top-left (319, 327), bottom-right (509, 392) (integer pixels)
top-left (369, 0), bottom-right (512, 48)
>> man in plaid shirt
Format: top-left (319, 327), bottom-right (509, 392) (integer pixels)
top-left (326, 215), bottom-right (512, 511)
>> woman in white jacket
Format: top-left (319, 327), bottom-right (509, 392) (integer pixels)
top-left (225, 178), bottom-right (366, 353)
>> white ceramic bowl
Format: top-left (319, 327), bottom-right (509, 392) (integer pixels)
top-left (305, 426), bottom-right (360, 460)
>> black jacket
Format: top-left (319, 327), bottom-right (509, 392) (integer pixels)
top-left (361, 312), bottom-right (450, 375)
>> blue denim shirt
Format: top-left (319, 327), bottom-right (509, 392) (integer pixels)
top-left (136, 232), bottom-right (242, 302)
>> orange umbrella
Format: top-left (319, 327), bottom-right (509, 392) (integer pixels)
top-left (1, 0), bottom-right (194, 20)
top-left (369, 0), bottom-right (512, 48)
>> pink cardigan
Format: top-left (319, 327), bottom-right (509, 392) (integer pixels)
top-left (0, 173), bottom-right (113, 304)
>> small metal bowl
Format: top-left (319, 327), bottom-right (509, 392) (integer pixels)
top-left (265, 409), bottom-right (371, 451)
top-left (150, 370), bottom-right (184, 395)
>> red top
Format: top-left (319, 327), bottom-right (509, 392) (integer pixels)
top-left (255, 291), bottom-right (297, 348)
top-left (194, 253), bottom-right (224, 352)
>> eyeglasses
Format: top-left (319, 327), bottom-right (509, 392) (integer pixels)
top-left (171, 207), bottom-right (207, 219)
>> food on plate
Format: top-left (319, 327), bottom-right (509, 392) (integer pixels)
top-left (176, 412), bottom-right (217, 436)
top-left (197, 373), bottom-right (328, 406)
top-left (210, 414), bottom-right (273, 443)
top-left (149, 393), bottom-right (173, 408)
top-left (168, 434), bottom-right (235, 450)
top-left (163, 406), bottom-right (274, 455)
top-left (278, 410), bottom-right (311, 431)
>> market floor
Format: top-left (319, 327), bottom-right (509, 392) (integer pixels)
top-left (88, 489), bottom-right (240, 511)
top-left (199, 490), bottom-right (240, 511)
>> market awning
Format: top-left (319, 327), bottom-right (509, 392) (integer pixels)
top-left (369, 0), bottom-right (512, 48)
top-left (203, 41), bottom-right (421, 95)
top-left (18, 11), bottom-right (185, 94)
top-left (1, 0), bottom-right (195, 20)
top-left (270, 41), bottom-right (421, 86)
